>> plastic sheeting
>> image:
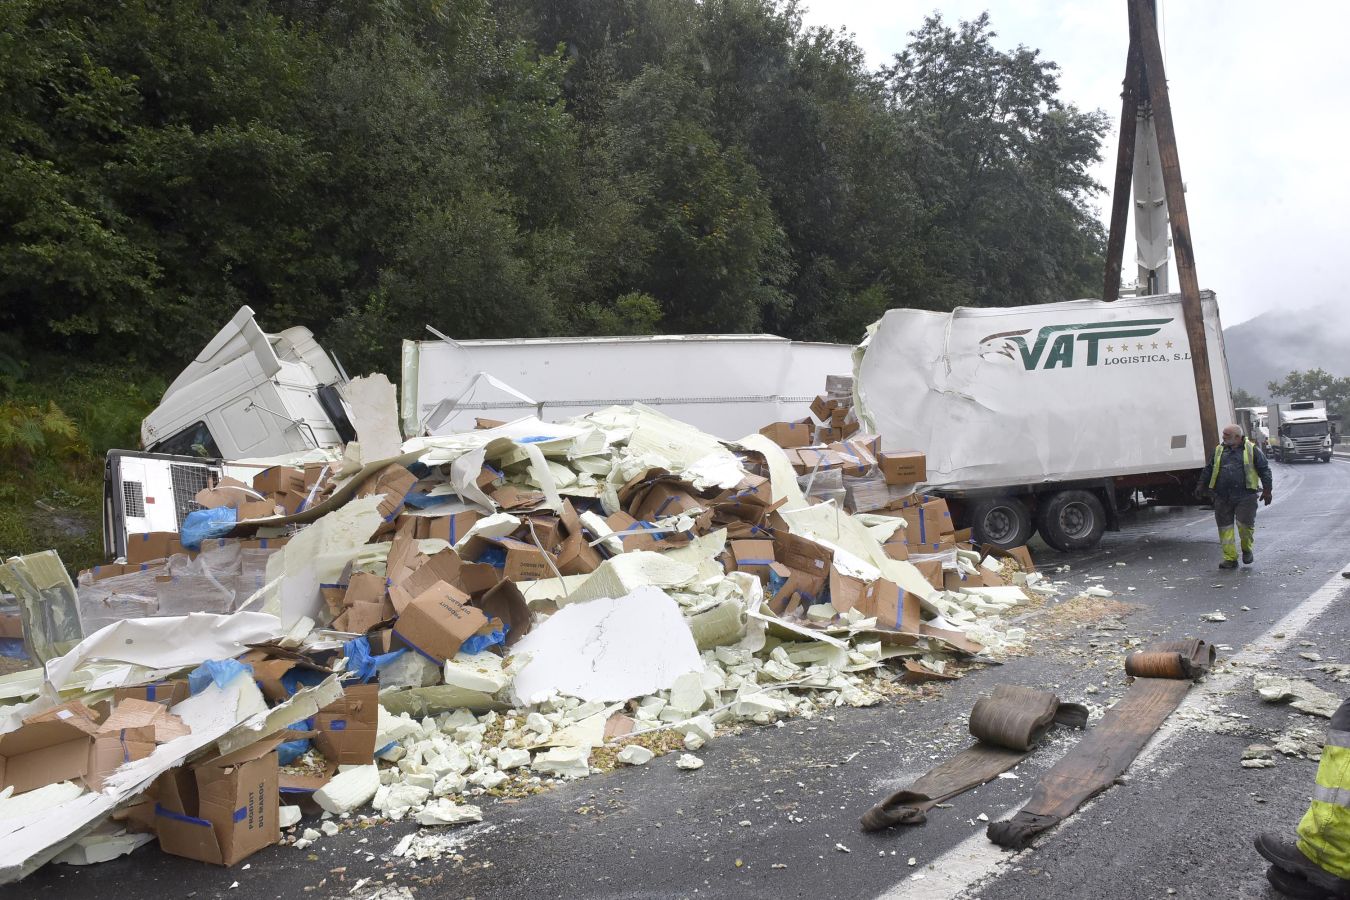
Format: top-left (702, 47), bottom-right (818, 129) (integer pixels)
top-left (853, 292), bottom-right (1235, 490)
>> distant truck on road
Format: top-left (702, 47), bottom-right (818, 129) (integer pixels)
top-left (1266, 400), bottom-right (1334, 463)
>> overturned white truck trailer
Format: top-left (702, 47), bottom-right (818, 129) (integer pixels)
top-left (124, 292), bottom-right (1233, 555)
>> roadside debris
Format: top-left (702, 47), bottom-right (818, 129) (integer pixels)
top-left (1253, 675), bottom-right (1340, 718)
top-left (1201, 610), bottom-right (1227, 622)
top-left (861, 684), bottom-right (1087, 832)
top-left (0, 375), bottom-right (1047, 883)
top-left (987, 639), bottom-right (1214, 850)
top-left (1241, 745), bottom-right (1277, 768)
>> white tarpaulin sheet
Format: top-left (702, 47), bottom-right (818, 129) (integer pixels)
top-left (853, 292), bottom-right (1234, 490)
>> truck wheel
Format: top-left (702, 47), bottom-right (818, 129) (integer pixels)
top-left (1323, 454), bottom-right (1333, 463)
top-left (969, 497), bottom-right (1034, 550)
top-left (1036, 490), bottom-right (1106, 552)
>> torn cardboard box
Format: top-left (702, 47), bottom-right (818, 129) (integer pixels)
top-left (156, 734), bottom-right (285, 867)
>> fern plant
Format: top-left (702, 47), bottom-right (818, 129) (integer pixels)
top-left (0, 401), bottom-right (81, 468)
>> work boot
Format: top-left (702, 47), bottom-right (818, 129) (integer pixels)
top-left (1243, 549), bottom-right (1255, 565)
top-left (1219, 559), bottom-right (1238, 570)
top-left (1267, 864), bottom-right (1339, 899)
top-left (1255, 833), bottom-right (1350, 897)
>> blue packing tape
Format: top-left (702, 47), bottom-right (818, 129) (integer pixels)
top-left (155, 804), bottom-right (211, 828)
top-left (232, 807), bottom-right (247, 823)
top-left (330, 720), bottom-right (347, 731)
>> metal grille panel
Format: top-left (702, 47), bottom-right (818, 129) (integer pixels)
top-left (122, 480), bottom-right (146, 519)
top-left (169, 464), bottom-right (214, 529)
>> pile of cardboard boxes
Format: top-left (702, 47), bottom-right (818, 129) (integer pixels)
top-left (1, 393), bottom-right (1041, 879)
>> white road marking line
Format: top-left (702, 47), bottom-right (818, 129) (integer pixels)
top-left (875, 557), bottom-right (1350, 900)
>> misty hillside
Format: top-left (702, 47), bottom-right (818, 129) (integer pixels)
top-left (1223, 305), bottom-right (1347, 397)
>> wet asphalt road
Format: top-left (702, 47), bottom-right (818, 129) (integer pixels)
top-left (11, 458), bottom-right (1350, 900)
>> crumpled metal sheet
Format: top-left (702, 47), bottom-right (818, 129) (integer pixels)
top-left (853, 295), bottom-right (1234, 490)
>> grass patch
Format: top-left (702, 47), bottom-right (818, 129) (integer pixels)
top-left (0, 355), bottom-right (164, 573)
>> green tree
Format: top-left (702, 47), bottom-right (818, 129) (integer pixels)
top-left (1231, 387), bottom-right (1264, 409)
top-left (880, 13), bottom-right (1108, 311)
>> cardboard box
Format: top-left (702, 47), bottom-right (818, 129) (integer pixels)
top-left (630, 482), bottom-right (703, 523)
top-left (194, 478), bottom-right (255, 510)
top-left (498, 538), bottom-right (555, 582)
top-left (236, 499), bottom-right (279, 522)
top-left (825, 374), bottom-right (853, 394)
top-left (910, 559), bottom-right (943, 590)
top-left (828, 440), bottom-right (876, 477)
top-left (312, 684), bottom-right (378, 766)
top-left (393, 582), bottom-right (490, 664)
top-left (89, 731), bottom-right (157, 791)
top-left (125, 532), bottom-right (183, 565)
top-left (556, 530), bottom-right (603, 576)
top-left (477, 465), bottom-right (504, 491)
top-left (522, 515), bottom-right (562, 553)
top-left (719, 475), bottom-right (773, 507)
top-left (759, 419), bottom-right (816, 449)
top-left (114, 680), bottom-right (190, 707)
top-left (303, 463), bottom-right (330, 488)
top-left (355, 463), bottom-right (418, 522)
top-left (23, 700), bottom-right (102, 735)
top-left (827, 566), bottom-right (867, 614)
top-left (729, 539), bottom-right (776, 580)
top-left (0, 720), bottom-right (93, 794)
top-left (860, 579), bottom-right (921, 633)
top-left (332, 603), bottom-right (391, 635)
top-left (879, 451), bottom-right (926, 485)
top-left (773, 532), bottom-right (834, 579)
top-left (458, 562), bottom-right (502, 595)
top-left (275, 490), bottom-right (310, 517)
top-left (810, 394), bottom-right (850, 421)
top-left (882, 539), bottom-right (909, 561)
top-left (490, 484), bottom-right (546, 511)
top-left (425, 511), bottom-right (482, 545)
top-left (768, 565), bottom-right (827, 616)
top-left (816, 422), bottom-right (860, 443)
top-left (388, 551), bottom-right (458, 614)
top-left (253, 467), bottom-right (305, 496)
top-left (605, 511), bottom-right (663, 553)
top-left (788, 447), bottom-right (846, 476)
top-left (156, 735), bottom-right (283, 866)
top-left (344, 571), bottom-right (389, 609)
top-left (477, 580), bottom-right (533, 648)
top-left (902, 499), bottom-right (952, 546)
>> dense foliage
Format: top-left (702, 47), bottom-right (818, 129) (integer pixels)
top-left (1, 0), bottom-right (1109, 375)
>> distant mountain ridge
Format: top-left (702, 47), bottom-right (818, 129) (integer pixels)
top-left (1222, 305), bottom-right (1347, 398)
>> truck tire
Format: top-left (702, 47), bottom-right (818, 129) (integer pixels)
top-left (969, 496), bottom-right (1034, 550)
top-left (1036, 490), bottom-right (1106, 552)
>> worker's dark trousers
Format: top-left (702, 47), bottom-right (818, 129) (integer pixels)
top-left (1213, 492), bottom-right (1258, 562)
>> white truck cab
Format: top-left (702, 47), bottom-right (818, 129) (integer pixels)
top-left (141, 306), bottom-right (354, 458)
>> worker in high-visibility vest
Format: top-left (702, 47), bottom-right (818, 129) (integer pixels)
top-left (1255, 696), bottom-right (1350, 898)
top-left (1207, 424), bottom-right (1273, 569)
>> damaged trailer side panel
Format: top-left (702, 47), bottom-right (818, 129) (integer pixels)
top-left (401, 333), bottom-right (855, 440)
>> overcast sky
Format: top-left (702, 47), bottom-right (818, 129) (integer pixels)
top-left (798, 1), bottom-right (1350, 328)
